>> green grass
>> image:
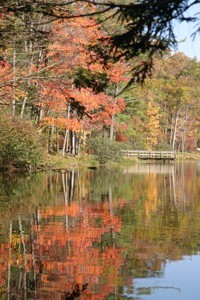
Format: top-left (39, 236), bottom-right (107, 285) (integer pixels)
top-left (38, 151), bottom-right (200, 172)
top-left (176, 152), bottom-right (200, 160)
top-left (40, 153), bottom-right (139, 171)
top-left (40, 153), bottom-right (99, 170)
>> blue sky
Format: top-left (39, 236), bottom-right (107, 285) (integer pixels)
top-left (173, 4), bottom-right (200, 60)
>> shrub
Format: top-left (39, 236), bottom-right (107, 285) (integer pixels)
top-left (155, 142), bottom-right (173, 151)
top-left (0, 112), bottom-right (45, 170)
top-left (89, 137), bottom-right (123, 164)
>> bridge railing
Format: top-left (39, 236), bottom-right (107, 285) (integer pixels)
top-left (121, 150), bottom-right (176, 160)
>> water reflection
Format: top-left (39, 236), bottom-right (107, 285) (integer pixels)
top-left (0, 162), bottom-right (199, 299)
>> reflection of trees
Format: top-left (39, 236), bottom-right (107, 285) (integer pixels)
top-left (0, 163), bottom-right (200, 299)
top-left (118, 162), bottom-right (200, 294)
top-left (33, 199), bottom-right (123, 299)
top-left (0, 173), bottom-right (59, 231)
top-left (0, 171), bottom-right (126, 299)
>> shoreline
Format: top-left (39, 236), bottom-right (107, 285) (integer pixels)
top-left (1, 152), bottom-right (200, 174)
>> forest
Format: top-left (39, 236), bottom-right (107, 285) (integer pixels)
top-left (0, 0), bottom-right (200, 170)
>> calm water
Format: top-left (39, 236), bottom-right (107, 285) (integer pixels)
top-left (0, 161), bottom-right (199, 299)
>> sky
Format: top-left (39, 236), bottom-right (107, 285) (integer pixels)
top-left (173, 4), bottom-right (200, 60)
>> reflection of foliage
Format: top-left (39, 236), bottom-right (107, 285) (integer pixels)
top-left (0, 173), bottom-right (40, 201)
top-left (0, 173), bottom-right (125, 298)
top-left (0, 163), bottom-right (200, 299)
top-left (116, 164), bottom-right (200, 284)
top-left (65, 283), bottom-right (88, 299)
top-left (0, 172), bottom-right (60, 231)
top-left (85, 167), bottom-right (139, 202)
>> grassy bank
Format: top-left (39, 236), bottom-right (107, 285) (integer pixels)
top-left (44, 152), bottom-right (200, 170)
top-left (176, 152), bottom-right (200, 160)
top-left (4, 152), bottom-right (199, 173)
top-left (41, 154), bottom-right (139, 171)
top-left (41, 154), bottom-right (99, 170)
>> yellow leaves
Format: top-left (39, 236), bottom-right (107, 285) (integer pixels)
top-left (11, 234), bottom-right (21, 246)
top-left (15, 88), bottom-right (26, 100)
top-left (145, 100), bottom-right (161, 149)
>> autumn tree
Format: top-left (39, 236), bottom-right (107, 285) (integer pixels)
top-left (2, 0), bottom-right (200, 84)
top-left (0, 2), bottom-right (131, 162)
top-left (35, 12), bottom-right (128, 156)
top-left (83, 0), bottom-right (200, 84)
top-left (144, 98), bottom-right (161, 150)
top-left (119, 52), bottom-right (200, 151)
top-left (148, 53), bottom-right (200, 151)
top-left (0, 1), bottom-right (51, 115)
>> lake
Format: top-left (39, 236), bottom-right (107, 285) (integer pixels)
top-left (0, 161), bottom-right (199, 299)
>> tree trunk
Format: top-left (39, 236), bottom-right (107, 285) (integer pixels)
top-left (20, 39), bottom-right (34, 118)
top-left (48, 125), bottom-right (54, 153)
top-left (12, 46), bottom-right (16, 116)
top-left (110, 114), bottom-right (115, 141)
top-left (172, 109), bottom-right (180, 150)
top-left (62, 104), bottom-right (71, 156)
top-left (110, 84), bottom-right (119, 141)
top-left (71, 131), bottom-right (76, 155)
top-left (35, 105), bottom-right (43, 125)
top-left (62, 129), bottom-right (69, 156)
top-left (169, 115), bottom-right (173, 146)
top-left (56, 127), bottom-right (60, 152)
top-left (181, 106), bottom-right (189, 152)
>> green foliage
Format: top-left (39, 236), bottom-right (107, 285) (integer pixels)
top-left (0, 111), bottom-right (45, 170)
top-left (155, 142), bottom-right (173, 151)
top-left (89, 137), bottom-right (123, 164)
top-left (74, 67), bottom-right (109, 93)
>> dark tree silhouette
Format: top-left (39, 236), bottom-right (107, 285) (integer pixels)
top-left (65, 283), bottom-right (88, 299)
top-left (1, 0), bottom-right (200, 82)
top-left (91, 0), bottom-right (199, 83)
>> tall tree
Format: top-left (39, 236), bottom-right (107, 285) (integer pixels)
top-left (88, 0), bottom-right (200, 82)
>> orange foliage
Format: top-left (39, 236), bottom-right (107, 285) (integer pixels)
top-left (0, 243), bottom-right (9, 286)
top-left (6, 198), bottom-right (124, 299)
top-left (41, 116), bottom-right (82, 131)
top-left (47, 17), bottom-right (103, 72)
top-left (116, 123), bottom-right (128, 142)
top-left (107, 61), bottom-right (130, 84)
top-left (37, 14), bottom-right (127, 132)
top-left (0, 60), bottom-right (13, 101)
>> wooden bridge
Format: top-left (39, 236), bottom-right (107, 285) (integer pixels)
top-left (121, 150), bottom-right (176, 161)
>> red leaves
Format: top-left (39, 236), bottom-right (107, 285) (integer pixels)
top-left (0, 60), bottom-right (13, 100)
top-left (48, 17), bottom-right (103, 72)
top-left (41, 116), bottom-right (82, 131)
top-left (31, 200), bottom-right (124, 297)
top-left (108, 62), bottom-right (130, 84)
top-left (37, 14), bottom-right (128, 133)
top-left (70, 88), bottom-right (100, 111)
top-left (40, 83), bottom-right (125, 130)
